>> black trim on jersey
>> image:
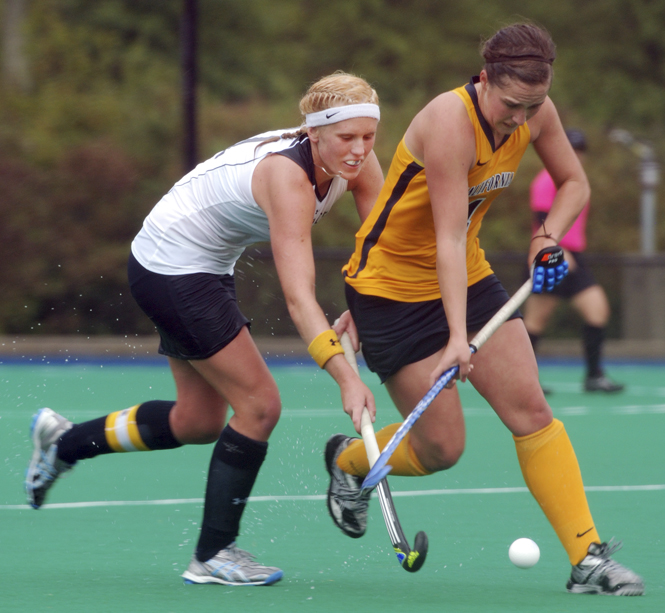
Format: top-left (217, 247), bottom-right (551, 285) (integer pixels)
top-left (346, 161), bottom-right (424, 279)
top-left (188, 131), bottom-right (332, 201)
top-left (273, 134), bottom-right (331, 201)
top-left (465, 77), bottom-right (509, 153)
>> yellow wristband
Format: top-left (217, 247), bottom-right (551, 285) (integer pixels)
top-left (308, 329), bottom-right (345, 368)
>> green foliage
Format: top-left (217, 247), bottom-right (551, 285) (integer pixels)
top-left (0, 140), bottom-right (158, 333)
top-left (0, 0), bottom-right (663, 334)
top-left (526, 0), bottom-right (665, 133)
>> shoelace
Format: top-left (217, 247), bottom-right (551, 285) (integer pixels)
top-left (332, 469), bottom-right (367, 505)
top-left (32, 448), bottom-right (60, 484)
top-left (578, 539), bottom-right (630, 585)
top-left (230, 546), bottom-right (256, 562)
top-left (589, 538), bottom-right (622, 561)
top-left (219, 546), bottom-right (277, 575)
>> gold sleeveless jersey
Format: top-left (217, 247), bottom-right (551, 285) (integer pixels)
top-left (343, 78), bottom-right (531, 302)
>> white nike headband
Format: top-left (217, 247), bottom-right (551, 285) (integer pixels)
top-left (305, 103), bottom-right (380, 128)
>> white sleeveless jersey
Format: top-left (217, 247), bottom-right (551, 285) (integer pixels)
top-left (131, 129), bottom-right (348, 275)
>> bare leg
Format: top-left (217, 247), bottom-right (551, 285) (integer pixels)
top-left (522, 293), bottom-right (560, 336)
top-left (170, 326), bottom-right (281, 443)
top-left (469, 319), bottom-right (552, 435)
top-left (571, 285), bottom-right (610, 328)
top-left (385, 352), bottom-right (466, 472)
top-left (166, 326), bottom-right (282, 563)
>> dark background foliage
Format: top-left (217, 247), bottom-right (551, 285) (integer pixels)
top-left (0, 0), bottom-right (663, 335)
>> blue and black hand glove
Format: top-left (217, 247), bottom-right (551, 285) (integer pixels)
top-left (531, 245), bottom-right (569, 293)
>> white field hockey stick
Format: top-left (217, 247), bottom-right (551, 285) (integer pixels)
top-left (362, 278), bottom-right (534, 490)
top-left (340, 332), bottom-right (428, 572)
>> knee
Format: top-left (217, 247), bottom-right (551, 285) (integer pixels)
top-left (416, 438), bottom-right (465, 473)
top-left (253, 395), bottom-right (282, 437)
top-left (511, 401), bottom-right (554, 437)
top-left (171, 411), bottom-right (225, 444)
top-left (528, 405), bottom-right (555, 435)
top-left (233, 389), bottom-right (282, 441)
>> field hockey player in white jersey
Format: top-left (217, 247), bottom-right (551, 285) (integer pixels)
top-left (25, 71), bottom-right (383, 586)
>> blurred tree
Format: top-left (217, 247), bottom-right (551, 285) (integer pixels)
top-left (181, 0), bottom-right (198, 172)
top-left (495, 0), bottom-right (665, 135)
top-left (2, 0), bottom-right (32, 91)
top-left (0, 0), bottom-right (662, 335)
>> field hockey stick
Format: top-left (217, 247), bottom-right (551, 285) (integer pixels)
top-left (362, 277), bottom-right (534, 491)
top-left (339, 331), bottom-right (428, 572)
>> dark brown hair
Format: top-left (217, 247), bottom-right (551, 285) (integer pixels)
top-left (481, 23), bottom-right (556, 86)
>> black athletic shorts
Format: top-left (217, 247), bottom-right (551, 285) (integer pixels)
top-left (127, 251), bottom-right (250, 360)
top-left (345, 274), bottom-right (521, 383)
top-left (523, 251), bottom-right (596, 299)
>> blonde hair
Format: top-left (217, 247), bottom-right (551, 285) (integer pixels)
top-left (257, 71), bottom-right (379, 150)
top-left (299, 71), bottom-right (379, 117)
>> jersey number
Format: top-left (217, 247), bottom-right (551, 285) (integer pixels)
top-left (467, 198), bottom-right (486, 230)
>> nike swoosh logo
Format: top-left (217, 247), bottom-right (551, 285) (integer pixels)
top-left (576, 527), bottom-right (594, 538)
top-left (326, 111), bottom-right (340, 119)
top-left (476, 160), bottom-right (488, 166)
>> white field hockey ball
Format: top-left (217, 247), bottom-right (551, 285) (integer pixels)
top-left (509, 538), bottom-right (540, 568)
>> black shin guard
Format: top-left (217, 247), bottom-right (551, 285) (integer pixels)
top-left (57, 400), bottom-right (180, 464)
top-left (196, 425), bottom-right (268, 562)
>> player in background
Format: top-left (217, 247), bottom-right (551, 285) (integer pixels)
top-left (324, 23), bottom-right (643, 596)
top-left (523, 128), bottom-right (624, 393)
top-left (25, 72), bottom-right (382, 586)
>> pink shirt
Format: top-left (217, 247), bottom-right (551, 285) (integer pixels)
top-left (530, 168), bottom-right (589, 252)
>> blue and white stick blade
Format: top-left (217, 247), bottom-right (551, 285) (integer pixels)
top-left (362, 464), bottom-right (392, 490)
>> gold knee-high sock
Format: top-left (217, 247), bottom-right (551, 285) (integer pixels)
top-left (336, 423), bottom-right (431, 477)
top-left (514, 418), bottom-right (600, 565)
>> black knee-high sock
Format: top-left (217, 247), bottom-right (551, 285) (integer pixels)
top-left (583, 324), bottom-right (605, 378)
top-left (57, 400), bottom-right (181, 464)
top-left (196, 425), bottom-right (268, 562)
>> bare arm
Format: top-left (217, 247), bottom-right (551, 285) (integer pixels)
top-left (528, 98), bottom-right (590, 262)
top-left (405, 93), bottom-right (476, 384)
top-left (253, 154), bottom-right (376, 431)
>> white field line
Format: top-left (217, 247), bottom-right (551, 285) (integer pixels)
top-left (5, 403), bottom-right (665, 422)
top-left (3, 483), bottom-right (664, 511)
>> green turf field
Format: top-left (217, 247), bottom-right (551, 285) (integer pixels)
top-left (1, 359), bottom-right (663, 612)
